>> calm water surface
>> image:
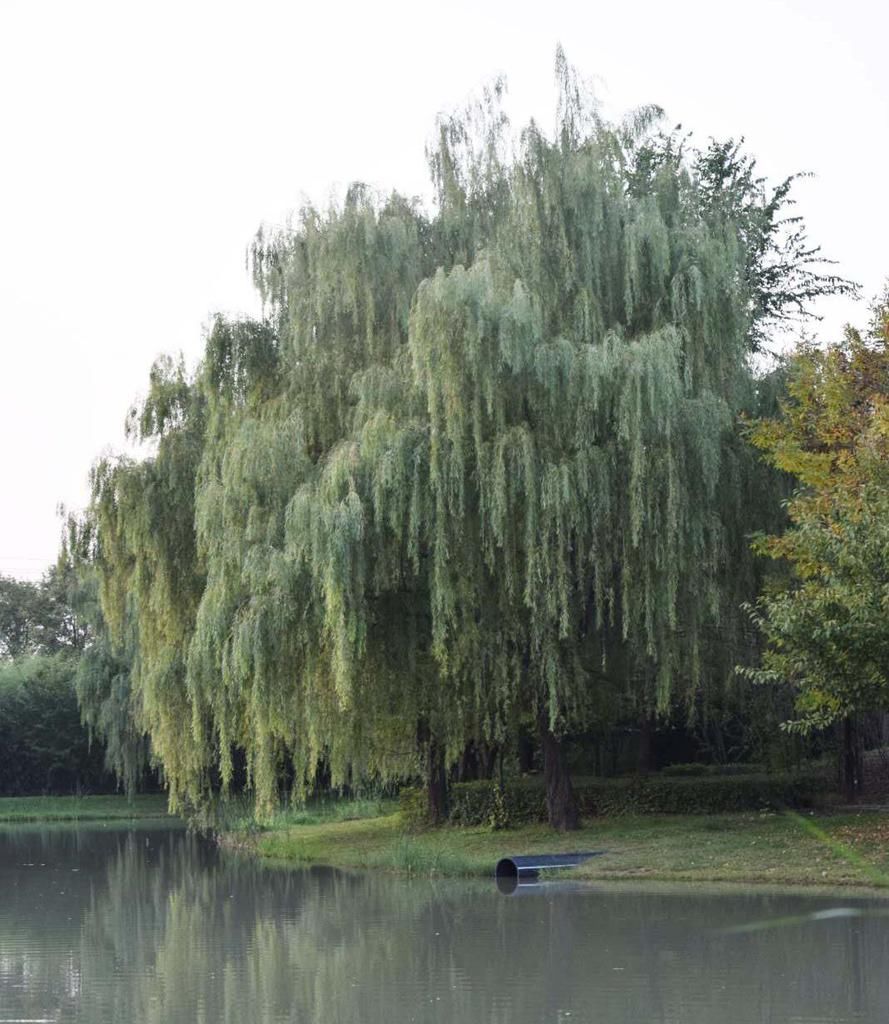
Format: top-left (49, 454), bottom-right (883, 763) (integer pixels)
top-left (1, 824), bottom-right (887, 1023)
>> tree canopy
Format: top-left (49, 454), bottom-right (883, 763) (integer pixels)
top-left (75, 54), bottom-right (853, 823)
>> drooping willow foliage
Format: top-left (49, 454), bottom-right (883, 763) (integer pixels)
top-left (76, 55), bottom-right (852, 815)
top-left (78, 357), bottom-right (208, 804)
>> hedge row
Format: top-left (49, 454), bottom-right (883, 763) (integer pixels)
top-left (659, 762), bottom-right (768, 777)
top-left (400, 771), bottom-right (829, 829)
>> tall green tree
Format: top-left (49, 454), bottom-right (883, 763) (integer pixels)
top-left (78, 54), bottom-right (852, 825)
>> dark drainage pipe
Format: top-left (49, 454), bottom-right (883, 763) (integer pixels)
top-left (495, 852), bottom-right (604, 894)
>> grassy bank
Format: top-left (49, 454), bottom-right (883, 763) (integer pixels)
top-left (230, 806), bottom-right (889, 891)
top-left (0, 794), bottom-right (171, 823)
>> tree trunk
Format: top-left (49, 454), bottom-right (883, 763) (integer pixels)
top-left (638, 713), bottom-right (655, 775)
top-left (311, 756), bottom-right (332, 800)
top-left (458, 741), bottom-right (479, 781)
top-left (426, 736), bottom-right (449, 825)
top-left (517, 731), bottom-right (535, 773)
top-left (841, 716), bottom-right (863, 802)
top-left (538, 713), bottom-right (579, 831)
top-left (479, 742), bottom-right (499, 780)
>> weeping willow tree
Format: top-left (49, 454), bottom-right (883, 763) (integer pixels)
top-left (76, 52), bottom-right (852, 826)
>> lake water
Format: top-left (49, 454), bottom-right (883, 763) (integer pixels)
top-left (1, 824), bottom-right (888, 1023)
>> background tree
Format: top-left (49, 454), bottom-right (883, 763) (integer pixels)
top-left (0, 560), bottom-right (112, 795)
top-left (745, 288), bottom-right (889, 798)
top-left (0, 652), bottom-right (110, 795)
top-left (0, 564), bottom-right (87, 659)
top-left (0, 575), bottom-right (44, 659)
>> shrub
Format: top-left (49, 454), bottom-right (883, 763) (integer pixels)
top-left (400, 770), bottom-right (830, 829)
top-left (398, 787), bottom-right (428, 831)
top-left (574, 773), bottom-right (827, 816)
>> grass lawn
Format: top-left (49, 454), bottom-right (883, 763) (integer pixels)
top-left (0, 793), bottom-right (171, 823)
top-left (233, 806), bottom-right (889, 891)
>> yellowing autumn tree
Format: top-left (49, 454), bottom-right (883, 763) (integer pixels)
top-left (746, 289), bottom-right (889, 797)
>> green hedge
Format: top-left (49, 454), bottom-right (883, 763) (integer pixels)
top-left (400, 771), bottom-right (829, 829)
top-left (659, 762), bottom-right (768, 777)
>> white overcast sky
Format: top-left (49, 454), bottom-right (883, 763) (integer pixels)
top-left (1, 0), bottom-right (886, 578)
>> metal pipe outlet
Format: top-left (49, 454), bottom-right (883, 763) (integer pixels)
top-left (494, 851), bottom-right (604, 894)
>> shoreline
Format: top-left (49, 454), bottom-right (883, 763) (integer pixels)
top-left (0, 793), bottom-right (172, 823)
top-left (219, 806), bottom-right (889, 895)
top-left (5, 794), bottom-right (888, 897)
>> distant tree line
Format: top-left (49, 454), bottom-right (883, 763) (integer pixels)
top-left (58, 53), bottom-right (882, 827)
top-left (0, 565), bottom-right (160, 796)
top-left (0, 567), bottom-right (110, 794)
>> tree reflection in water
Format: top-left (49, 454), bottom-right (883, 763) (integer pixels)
top-left (1, 825), bottom-right (888, 1023)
